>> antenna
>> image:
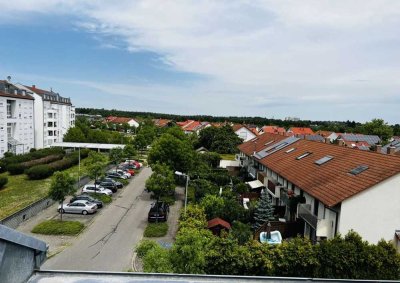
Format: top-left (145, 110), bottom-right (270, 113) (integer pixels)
top-left (6, 76), bottom-right (11, 82)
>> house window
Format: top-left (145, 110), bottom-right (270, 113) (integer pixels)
top-left (315, 155), bottom-right (333, 165)
top-left (296, 152), bottom-right (312, 160)
top-left (349, 165), bottom-right (369, 175)
top-left (286, 148), bottom-right (295, 153)
top-left (48, 113), bottom-right (53, 118)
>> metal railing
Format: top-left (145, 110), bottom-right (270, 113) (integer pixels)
top-left (297, 203), bottom-right (318, 229)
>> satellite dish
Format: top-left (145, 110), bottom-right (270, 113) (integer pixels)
top-left (6, 76), bottom-right (11, 82)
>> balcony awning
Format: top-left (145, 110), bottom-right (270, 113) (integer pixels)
top-left (246, 180), bottom-right (264, 189)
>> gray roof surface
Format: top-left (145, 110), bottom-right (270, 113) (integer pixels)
top-left (381, 140), bottom-right (400, 154)
top-left (338, 134), bottom-right (381, 145)
top-left (0, 224), bottom-right (47, 252)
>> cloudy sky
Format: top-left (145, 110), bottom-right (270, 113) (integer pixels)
top-left (0, 1), bottom-right (399, 123)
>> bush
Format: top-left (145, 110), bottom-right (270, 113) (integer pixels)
top-left (88, 193), bottom-right (112, 204)
top-left (3, 152), bottom-right (14, 158)
top-left (144, 222), bottom-right (169, 237)
top-left (0, 161), bottom-right (6, 173)
top-left (0, 176), bottom-right (8, 189)
top-left (135, 239), bottom-right (159, 258)
top-left (21, 154), bottom-right (64, 169)
top-left (7, 163), bottom-right (26, 175)
top-left (32, 220), bottom-right (84, 235)
top-left (26, 165), bottom-right (53, 180)
top-left (29, 148), bottom-right (36, 153)
top-left (120, 179), bottom-right (129, 186)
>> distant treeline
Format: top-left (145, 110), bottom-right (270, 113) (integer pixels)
top-left (76, 107), bottom-right (400, 135)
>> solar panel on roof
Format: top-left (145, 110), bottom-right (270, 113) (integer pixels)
top-left (315, 155), bottom-right (333, 165)
top-left (254, 136), bottom-right (300, 160)
top-left (349, 165), bottom-right (369, 175)
top-left (296, 152), bottom-right (312, 160)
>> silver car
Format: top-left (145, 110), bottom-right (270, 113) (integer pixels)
top-left (58, 200), bottom-right (97, 215)
top-left (82, 185), bottom-right (113, 195)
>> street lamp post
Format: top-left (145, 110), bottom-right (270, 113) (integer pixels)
top-left (175, 171), bottom-right (189, 215)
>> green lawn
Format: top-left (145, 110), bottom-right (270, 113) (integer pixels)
top-left (219, 154), bottom-right (236, 161)
top-left (0, 162), bottom-right (92, 220)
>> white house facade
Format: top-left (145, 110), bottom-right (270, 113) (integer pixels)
top-left (0, 81), bottom-right (34, 158)
top-left (16, 84), bottom-right (75, 148)
top-left (238, 133), bottom-right (400, 244)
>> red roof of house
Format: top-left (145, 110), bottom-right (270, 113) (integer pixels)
top-left (207, 218), bottom-right (231, 229)
top-left (316, 130), bottom-right (333, 137)
top-left (239, 136), bottom-right (400, 207)
top-left (262, 126), bottom-right (286, 135)
top-left (153, 118), bottom-right (170, 127)
top-left (106, 116), bottom-right (136, 124)
top-left (288, 127), bottom-right (314, 135)
top-left (238, 133), bottom-right (287, 156)
top-left (25, 85), bottom-right (47, 95)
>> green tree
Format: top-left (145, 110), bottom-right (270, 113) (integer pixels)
top-left (87, 129), bottom-right (108, 143)
top-left (84, 151), bottom-right (108, 188)
top-left (145, 163), bottom-right (175, 199)
top-left (179, 204), bottom-right (207, 230)
top-left (230, 221), bottom-right (253, 245)
top-left (109, 147), bottom-right (123, 173)
top-left (170, 227), bottom-right (214, 274)
top-left (142, 244), bottom-right (173, 273)
top-left (148, 133), bottom-right (194, 173)
top-left (123, 144), bottom-right (137, 159)
top-left (198, 126), bottom-right (218, 150)
top-left (361, 118), bottom-right (393, 144)
top-left (199, 194), bottom-right (225, 220)
top-left (253, 190), bottom-right (274, 230)
top-left (63, 126), bottom-right (86, 142)
top-left (48, 171), bottom-right (76, 221)
top-left (211, 125), bottom-right (242, 153)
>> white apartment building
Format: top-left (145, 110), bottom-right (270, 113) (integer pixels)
top-left (0, 80), bottom-right (34, 158)
top-left (16, 84), bottom-right (75, 148)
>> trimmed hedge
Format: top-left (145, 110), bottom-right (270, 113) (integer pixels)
top-left (144, 222), bottom-right (169, 237)
top-left (0, 176), bottom-right (8, 189)
top-left (26, 165), bottom-right (53, 180)
top-left (21, 154), bottom-right (64, 169)
top-left (7, 163), bottom-right (26, 175)
top-left (32, 220), bottom-right (84, 235)
top-left (26, 149), bottom-right (91, 180)
top-left (2, 148), bottom-right (65, 169)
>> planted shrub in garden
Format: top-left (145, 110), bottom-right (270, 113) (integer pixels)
top-left (7, 163), bottom-right (26, 175)
top-left (0, 177), bottom-right (8, 189)
top-left (21, 154), bottom-right (64, 169)
top-left (26, 165), bottom-right (53, 180)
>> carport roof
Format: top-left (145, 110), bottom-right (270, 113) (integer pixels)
top-left (51, 142), bottom-right (125, 150)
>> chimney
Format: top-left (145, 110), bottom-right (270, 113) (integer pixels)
top-left (387, 146), bottom-right (396, 155)
top-left (338, 139), bottom-right (344, 147)
top-left (375, 144), bottom-right (382, 153)
top-left (324, 138), bottom-right (329, 144)
top-left (32, 85), bottom-right (36, 89)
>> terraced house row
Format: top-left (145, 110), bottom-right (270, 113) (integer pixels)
top-left (238, 133), bottom-right (400, 245)
top-left (0, 79), bottom-right (75, 158)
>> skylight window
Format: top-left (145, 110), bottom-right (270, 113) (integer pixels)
top-left (264, 140), bottom-right (274, 146)
top-left (349, 165), bottom-right (369, 175)
top-left (286, 148), bottom-right (295, 153)
top-left (315, 155), bottom-right (333, 165)
top-left (296, 152), bottom-right (312, 160)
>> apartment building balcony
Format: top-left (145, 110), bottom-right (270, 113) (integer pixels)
top-left (297, 204), bottom-right (332, 238)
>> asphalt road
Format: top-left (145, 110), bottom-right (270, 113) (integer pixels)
top-left (42, 167), bottom-right (153, 271)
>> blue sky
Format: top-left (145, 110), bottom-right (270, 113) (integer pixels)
top-left (0, 1), bottom-right (399, 124)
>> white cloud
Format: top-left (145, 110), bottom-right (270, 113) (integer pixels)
top-left (1, 0), bottom-right (400, 122)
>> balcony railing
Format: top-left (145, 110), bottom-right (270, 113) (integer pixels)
top-left (297, 204), bottom-right (318, 229)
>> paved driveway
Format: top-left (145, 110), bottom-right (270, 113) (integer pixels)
top-left (42, 167), bottom-right (153, 271)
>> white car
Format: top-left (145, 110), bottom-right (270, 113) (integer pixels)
top-left (58, 200), bottom-right (97, 215)
top-left (82, 185), bottom-right (113, 195)
top-left (116, 169), bottom-right (131, 178)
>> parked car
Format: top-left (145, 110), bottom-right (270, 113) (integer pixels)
top-left (119, 166), bottom-right (135, 176)
top-left (69, 194), bottom-right (103, 208)
top-left (121, 163), bottom-right (138, 170)
top-left (107, 172), bottom-right (128, 180)
top-left (97, 181), bottom-right (118, 193)
top-left (95, 178), bottom-right (123, 188)
top-left (58, 200), bottom-right (97, 215)
top-left (115, 169), bottom-right (131, 178)
top-left (124, 160), bottom-right (142, 169)
top-left (82, 184), bottom-right (113, 196)
top-left (148, 201), bottom-right (170, 222)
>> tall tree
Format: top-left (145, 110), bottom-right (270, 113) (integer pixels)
top-left (48, 171), bottom-right (76, 221)
top-left (145, 163), bottom-right (176, 199)
top-left (253, 190), bottom-right (274, 230)
top-left (84, 151), bottom-right (108, 188)
top-left (123, 144), bottom-right (137, 159)
top-left (361, 118), bottom-right (393, 144)
top-left (63, 127), bottom-right (86, 142)
top-left (109, 147), bottom-right (123, 173)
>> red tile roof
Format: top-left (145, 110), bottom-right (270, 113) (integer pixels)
top-left (106, 116), bottom-right (137, 124)
top-left (245, 139), bottom-right (400, 207)
top-left (288, 127), bottom-right (314, 135)
top-left (262, 126), bottom-right (286, 135)
top-left (207, 218), bottom-right (231, 229)
top-left (238, 133), bottom-right (287, 156)
top-left (153, 118), bottom-right (170, 127)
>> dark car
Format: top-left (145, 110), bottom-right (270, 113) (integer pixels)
top-left (70, 194), bottom-right (103, 208)
top-left (98, 181), bottom-right (118, 193)
top-left (95, 178), bottom-right (123, 188)
top-left (148, 201), bottom-right (170, 222)
top-left (106, 172), bottom-right (127, 180)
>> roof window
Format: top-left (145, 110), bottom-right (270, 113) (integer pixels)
top-left (264, 140), bottom-right (274, 146)
top-left (296, 152), bottom-right (312, 160)
top-left (285, 148), bottom-right (295, 153)
top-left (349, 165), bottom-right (369, 175)
top-left (315, 155), bottom-right (333, 165)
